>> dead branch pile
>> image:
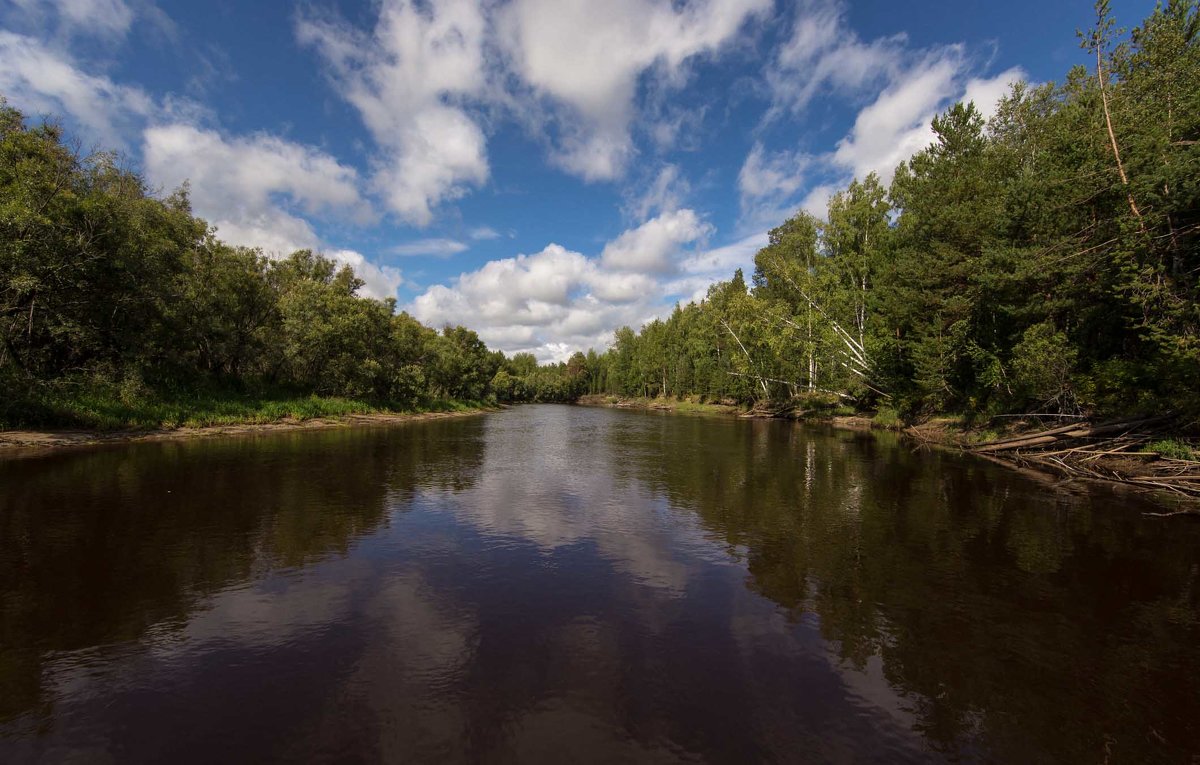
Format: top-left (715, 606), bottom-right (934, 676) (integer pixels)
top-left (969, 415), bottom-right (1200, 502)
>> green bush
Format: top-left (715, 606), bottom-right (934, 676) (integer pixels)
top-left (872, 407), bottom-right (902, 428)
top-left (1010, 322), bottom-right (1077, 411)
top-left (1148, 439), bottom-right (1196, 461)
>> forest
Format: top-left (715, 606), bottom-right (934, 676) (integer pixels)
top-left (1, 1), bottom-right (1196, 429)
top-left (0, 94), bottom-right (594, 428)
top-left (587, 1), bottom-right (1199, 422)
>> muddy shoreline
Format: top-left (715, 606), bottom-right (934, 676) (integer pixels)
top-left (0, 408), bottom-right (496, 458)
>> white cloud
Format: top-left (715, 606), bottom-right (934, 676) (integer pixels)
top-left (411, 260), bottom-right (660, 361)
top-left (645, 103), bottom-right (708, 152)
top-left (55, 0), bottom-right (134, 38)
top-left (738, 142), bottom-right (809, 200)
top-left (736, 143), bottom-right (817, 230)
top-left (600, 208), bottom-right (711, 273)
top-left (142, 124), bottom-right (401, 300)
top-left (830, 49), bottom-right (964, 184)
top-left (143, 123), bottom-right (368, 224)
top-left (298, 0), bottom-right (489, 226)
top-left (468, 226), bottom-right (500, 240)
top-left (497, 0), bottom-right (770, 180)
top-left (6, 0), bottom-right (135, 40)
top-left (388, 238), bottom-right (469, 257)
top-left (798, 184), bottom-right (839, 219)
top-left (409, 209), bottom-right (716, 361)
top-left (678, 231), bottom-right (768, 278)
top-left (767, 0), bottom-right (902, 117)
top-left (963, 67), bottom-right (1026, 123)
top-left (328, 249), bottom-right (405, 301)
top-left (624, 163), bottom-right (690, 221)
top-left (0, 17), bottom-right (404, 304)
top-left (665, 231), bottom-right (768, 304)
top-left (741, 0), bottom-right (1026, 222)
top-left (199, 213), bottom-right (320, 260)
top-left (0, 31), bottom-right (153, 149)
top-left (832, 59), bottom-right (1026, 185)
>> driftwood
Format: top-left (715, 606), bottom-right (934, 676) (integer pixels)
top-left (972, 416), bottom-right (1173, 453)
top-left (967, 415), bottom-right (1200, 508)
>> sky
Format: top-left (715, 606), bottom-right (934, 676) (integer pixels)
top-left (0, 0), bottom-right (1155, 362)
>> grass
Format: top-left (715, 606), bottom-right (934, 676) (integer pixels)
top-left (1, 386), bottom-right (491, 431)
top-left (670, 400), bottom-right (738, 414)
top-left (576, 394), bottom-right (739, 415)
top-left (1148, 439), bottom-right (1197, 461)
top-left (871, 407), bottom-right (902, 429)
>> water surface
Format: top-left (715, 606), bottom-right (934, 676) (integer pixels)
top-left (2, 405), bottom-right (1198, 763)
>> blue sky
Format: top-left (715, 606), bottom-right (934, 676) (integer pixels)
top-left (0, 0), bottom-right (1154, 360)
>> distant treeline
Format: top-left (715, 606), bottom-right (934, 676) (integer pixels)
top-left (586, 2), bottom-right (1199, 420)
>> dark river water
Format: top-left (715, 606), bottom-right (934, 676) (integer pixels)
top-left (2, 405), bottom-right (1199, 763)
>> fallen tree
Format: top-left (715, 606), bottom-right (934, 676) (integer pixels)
top-left (968, 415), bottom-right (1200, 505)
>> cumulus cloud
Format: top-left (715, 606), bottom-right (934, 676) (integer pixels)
top-left (142, 124), bottom-right (401, 300)
top-left (0, 31), bottom-right (154, 149)
top-left (141, 122), bottom-right (370, 261)
top-left (664, 231), bottom-right (768, 304)
top-left (298, 0), bottom-right (489, 226)
top-left (143, 124), bottom-right (367, 221)
top-left (328, 249), bottom-right (406, 301)
top-left (497, 0), bottom-right (770, 180)
top-left (411, 245), bottom-right (661, 360)
top-left (410, 209), bottom-right (716, 360)
top-left (600, 208), bottom-right (711, 273)
top-left (0, 30), bottom-right (396, 299)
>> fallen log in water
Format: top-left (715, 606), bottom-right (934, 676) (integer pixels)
top-left (965, 414), bottom-right (1200, 506)
top-left (971, 416), bottom-right (1174, 453)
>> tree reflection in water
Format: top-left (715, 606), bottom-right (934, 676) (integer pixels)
top-left (1, 406), bottom-right (1197, 763)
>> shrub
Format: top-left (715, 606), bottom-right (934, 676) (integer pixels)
top-left (1011, 322), bottom-right (1077, 411)
top-left (1148, 439), bottom-right (1196, 461)
top-left (873, 407), bottom-right (902, 428)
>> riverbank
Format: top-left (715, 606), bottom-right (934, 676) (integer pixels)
top-left (576, 394), bottom-right (879, 429)
top-left (0, 404), bottom-right (496, 456)
top-left (575, 394), bottom-right (742, 417)
top-left (576, 395), bottom-right (1199, 508)
top-left (909, 416), bottom-right (1200, 507)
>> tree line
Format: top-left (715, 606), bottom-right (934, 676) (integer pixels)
top-left (0, 98), bottom-right (594, 426)
top-left (3, 2), bottom-right (1196, 427)
top-left (589, 1), bottom-right (1199, 421)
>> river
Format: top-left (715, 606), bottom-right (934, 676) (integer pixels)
top-left (1, 405), bottom-right (1198, 763)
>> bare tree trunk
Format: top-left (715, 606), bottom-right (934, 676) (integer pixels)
top-left (720, 318), bottom-right (769, 397)
top-left (1095, 38), bottom-right (1147, 231)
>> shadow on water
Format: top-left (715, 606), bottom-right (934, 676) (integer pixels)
top-left (613, 411), bottom-right (1200, 763)
top-left (0, 421), bottom-right (486, 729)
top-left (1, 405), bottom-right (1197, 763)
